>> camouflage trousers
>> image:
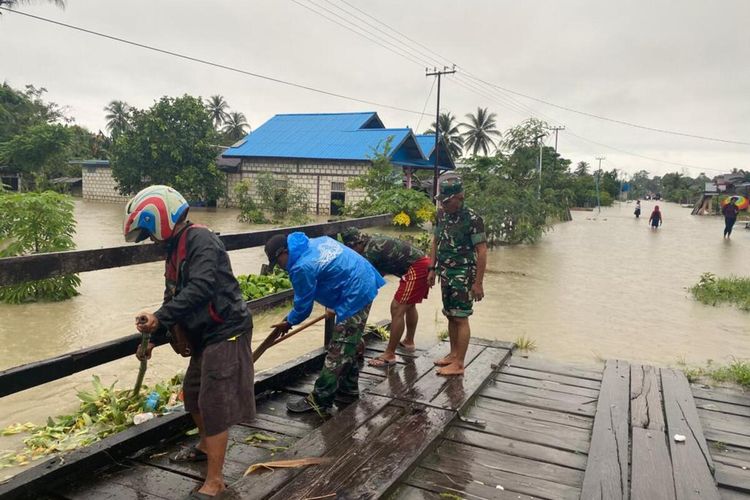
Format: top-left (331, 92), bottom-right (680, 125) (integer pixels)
top-left (440, 266), bottom-right (476, 318)
top-left (312, 303), bottom-right (372, 408)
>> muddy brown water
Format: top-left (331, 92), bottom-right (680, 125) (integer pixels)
top-left (1, 199), bottom-right (748, 467)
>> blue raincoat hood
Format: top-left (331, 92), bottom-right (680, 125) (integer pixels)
top-left (285, 232), bottom-right (385, 324)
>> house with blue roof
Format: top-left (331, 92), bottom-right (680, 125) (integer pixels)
top-left (220, 112), bottom-right (454, 214)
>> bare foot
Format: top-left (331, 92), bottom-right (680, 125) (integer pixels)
top-left (436, 362), bottom-right (465, 376)
top-left (198, 479), bottom-right (226, 497)
top-left (433, 354), bottom-right (456, 366)
top-left (368, 355), bottom-right (397, 367)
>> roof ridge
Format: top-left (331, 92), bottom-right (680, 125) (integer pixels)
top-left (272, 111), bottom-right (376, 117)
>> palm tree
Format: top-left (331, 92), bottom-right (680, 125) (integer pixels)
top-left (0, 0), bottom-right (65, 10)
top-left (424, 112), bottom-right (464, 160)
top-left (206, 95), bottom-right (230, 129)
top-left (461, 107), bottom-right (501, 156)
top-left (103, 100), bottom-right (132, 139)
top-left (222, 112), bottom-right (250, 142)
top-left (574, 161), bottom-right (590, 176)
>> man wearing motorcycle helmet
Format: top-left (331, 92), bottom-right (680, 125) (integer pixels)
top-left (125, 185), bottom-right (254, 499)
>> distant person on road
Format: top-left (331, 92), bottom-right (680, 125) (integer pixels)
top-left (429, 177), bottom-right (487, 376)
top-left (649, 205), bottom-right (663, 229)
top-left (634, 200), bottom-right (641, 219)
top-left (124, 185), bottom-right (255, 500)
top-left (723, 198), bottom-right (740, 238)
top-left (341, 227), bottom-right (430, 367)
top-left (264, 232), bottom-right (385, 413)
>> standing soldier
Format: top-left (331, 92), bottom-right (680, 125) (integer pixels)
top-left (340, 228), bottom-right (431, 367)
top-left (125, 185), bottom-right (255, 499)
top-left (429, 177), bottom-right (487, 376)
top-left (264, 232), bottom-right (385, 413)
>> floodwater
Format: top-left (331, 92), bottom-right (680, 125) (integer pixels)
top-left (1, 199), bottom-right (749, 435)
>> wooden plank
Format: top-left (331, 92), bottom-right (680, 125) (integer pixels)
top-left (466, 337), bottom-right (516, 350)
top-left (709, 444), bottom-right (750, 469)
top-left (491, 380), bottom-right (597, 405)
top-left (699, 411), bottom-right (750, 441)
top-left (417, 442), bottom-right (582, 500)
top-left (62, 464), bottom-right (201, 500)
top-left (497, 372), bottom-right (600, 398)
top-left (391, 484), bottom-right (444, 500)
top-left (422, 439), bottom-right (584, 487)
top-left (580, 359), bottom-right (630, 500)
top-left (631, 427), bottom-right (677, 500)
top-left (0, 214), bottom-right (392, 286)
top-left (481, 383), bottom-right (596, 417)
top-left (403, 466), bottom-right (538, 500)
top-left (444, 426), bottom-right (588, 471)
top-left (715, 462), bottom-right (750, 493)
top-left (459, 404), bottom-right (591, 453)
top-left (501, 365), bottom-right (602, 390)
top-left (662, 368), bottom-right (721, 500)
top-left (427, 347), bottom-right (510, 410)
top-left (473, 395), bottom-right (594, 430)
top-left (509, 356), bottom-right (603, 381)
top-left (718, 487), bottom-right (750, 500)
top-left (704, 428), bottom-right (750, 450)
top-left (267, 403), bottom-right (454, 500)
top-left (226, 394), bottom-right (395, 499)
top-left (692, 387), bottom-right (750, 408)
top-left (696, 398), bottom-right (750, 418)
top-left (631, 364), bottom-right (666, 431)
top-left (0, 291), bottom-right (293, 398)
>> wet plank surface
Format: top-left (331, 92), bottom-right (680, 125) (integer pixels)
top-left (693, 384), bottom-right (750, 498)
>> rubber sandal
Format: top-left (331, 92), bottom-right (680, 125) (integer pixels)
top-left (398, 342), bottom-right (416, 352)
top-left (368, 357), bottom-right (397, 368)
top-left (170, 445), bottom-right (207, 463)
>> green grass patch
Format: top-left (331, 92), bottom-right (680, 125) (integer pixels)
top-left (679, 358), bottom-right (750, 389)
top-left (514, 335), bottom-right (537, 352)
top-left (690, 272), bottom-right (750, 311)
top-left (437, 329), bottom-right (449, 342)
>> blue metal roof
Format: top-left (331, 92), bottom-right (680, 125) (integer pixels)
top-left (222, 112), bottom-right (453, 168)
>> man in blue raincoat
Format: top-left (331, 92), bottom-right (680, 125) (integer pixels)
top-left (264, 232), bottom-right (386, 413)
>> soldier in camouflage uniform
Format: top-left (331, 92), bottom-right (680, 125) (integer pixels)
top-left (341, 228), bottom-right (431, 367)
top-left (428, 177), bottom-right (487, 376)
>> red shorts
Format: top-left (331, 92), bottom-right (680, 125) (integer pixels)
top-left (394, 256), bottom-right (431, 305)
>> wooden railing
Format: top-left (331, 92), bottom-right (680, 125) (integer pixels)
top-left (0, 214), bottom-right (392, 397)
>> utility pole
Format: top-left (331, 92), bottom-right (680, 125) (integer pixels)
top-left (426, 66), bottom-right (456, 200)
top-left (549, 126), bottom-right (565, 155)
top-left (534, 133), bottom-right (547, 199)
top-left (595, 156), bottom-right (606, 213)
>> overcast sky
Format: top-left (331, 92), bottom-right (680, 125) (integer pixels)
top-left (1, 0), bottom-right (748, 177)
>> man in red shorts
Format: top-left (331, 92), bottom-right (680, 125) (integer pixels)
top-left (341, 227), bottom-right (430, 367)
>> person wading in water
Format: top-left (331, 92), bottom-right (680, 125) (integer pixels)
top-left (649, 205), bottom-right (663, 230)
top-left (723, 198), bottom-right (740, 238)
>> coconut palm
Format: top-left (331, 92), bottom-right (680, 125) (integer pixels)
top-left (461, 107), bottom-right (501, 156)
top-left (222, 112), bottom-right (250, 142)
top-left (0, 0), bottom-right (65, 10)
top-left (206, 95), bottom-right (230, 129)
top-left (424, 112), bottom-right (464, 160)
top-left (574, 161), bottom-right (590, 176)
top-left (103, 100), bottom-right (132, 139)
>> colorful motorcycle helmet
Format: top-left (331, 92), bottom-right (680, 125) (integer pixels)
top-left (123, 185), bottom-right (189, 242)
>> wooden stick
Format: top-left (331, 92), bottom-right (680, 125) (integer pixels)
top-left (253, 314), bottom-right (327, 362)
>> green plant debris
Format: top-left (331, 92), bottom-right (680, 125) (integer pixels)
top-left (690, 272), bottom-right (750, 312)
top-left (712, 441), bottom-right (728, 452)
top-left (679, 358), bottom-right (750, 389)
top-left (244, 432), bottom-right (277, 445)
top-left (437, 329), bottom-right (449, 342)
top-left (236, 269), bottom-right (292, 301)
top-left (366, 323), bottom-right (390, 341)
top-left (438, 493), bottom-right (464, 500)
top-left (0, 374), bottom-right (182, 469)
top-left (514, 335), bottom-right (537, 352)
top-left (185, 428), bottom-right (199, 436)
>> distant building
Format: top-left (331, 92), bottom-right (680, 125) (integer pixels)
top-left (77, 160), bottom-right (129, 203)
top-left (220, 112), bottom-right (454, 214)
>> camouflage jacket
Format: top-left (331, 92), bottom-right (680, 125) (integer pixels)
top-left (434, 206), bottom-right (486, 271)
top-left (362, 235), bottom-right (426, 277)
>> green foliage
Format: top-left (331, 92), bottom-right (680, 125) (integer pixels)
top-left (679, 359), bottom-right (750, 389)
top-left (0, 191), bottom-right (80, 303)
top-left (110, 95), bottom-right (225, 203)
top-left (236, 269), bottom-right (292, 301)
top-left (437, 329), bottom-right (449, 341)
top-left (690, 272), bottom-right (750, 311)
top-left (235, 173), bottom-right (310, 225)
top-left (401, 231), bottom-right (432, 253)
top-left (514, 335), bottom-right (537, 352)
top-left (462, 106), bottom-right (501, 156)
top-left (346, 138), bottom-right (434, 227)
top-left (0, 374), bottom-right (182, 469)
top-left (425, 112), bottom-right (464, 159)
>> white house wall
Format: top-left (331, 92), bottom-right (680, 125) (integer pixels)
top-left (82, 165), bottom-right (129, 203)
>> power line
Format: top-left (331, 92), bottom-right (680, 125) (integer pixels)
top-left (415, 78), bottom-right (436, 132)
top-left (0, 6), bottom-right (426, 116)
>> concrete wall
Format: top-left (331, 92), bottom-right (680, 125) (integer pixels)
top-left (82, 165), bottom-right (129, 203)
top-left (222, 158), bottom-right (369, 215)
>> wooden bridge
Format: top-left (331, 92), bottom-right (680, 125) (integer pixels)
top-left (2, 214), bottom-right (750, 499)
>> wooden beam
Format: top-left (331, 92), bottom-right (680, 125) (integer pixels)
top-left (580, 359), bottom-right (630, 500)
top-left (0, 214), bottom-right (392, 286)
top-left (0, 290), bottom-right (292, 397)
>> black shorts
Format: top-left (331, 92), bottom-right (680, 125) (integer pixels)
top-left (183, 333), bottom-right (256, 436)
